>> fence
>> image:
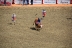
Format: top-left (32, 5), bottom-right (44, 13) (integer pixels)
top-left (14, 0), bottom-right (72, 4)
top-left (0, 0), bottom-right (72, 6)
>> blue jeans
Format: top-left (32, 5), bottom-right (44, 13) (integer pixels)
top-left (27, 0), bottom-right (29, 4)
top-left (23, 0), bottom-right (25, 5)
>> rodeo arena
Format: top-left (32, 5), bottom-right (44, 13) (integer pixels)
top-left (0, 0), bottom-right (72, 48)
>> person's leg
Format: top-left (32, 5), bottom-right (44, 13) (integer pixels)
top-left (12, 0), bottom-right (15, 4)
top-left (4, 0), bottom-right (6, 6)
top-left (23, 0), bottom-right (25, 5)
top-left (19, 0), bottom-right (21, 5)
top-left (14, 20), bottom-right (15, 25)
top-left (31, 0), bottom-right (33, 5)
top-left (27, 0), bottom-right (29, 5)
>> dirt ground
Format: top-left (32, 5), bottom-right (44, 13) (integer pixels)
top-left (0, 4), bottom-right (72, 48)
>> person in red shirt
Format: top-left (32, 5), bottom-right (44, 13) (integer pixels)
top-left (42, 9), bottom-right (46, 19)
top-left (12, 13), bottom-right (16, 25)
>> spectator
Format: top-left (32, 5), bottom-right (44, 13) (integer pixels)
top-left (27, 0), bottom-right (29, 5)
top-left (4, 0), bottom-right (6, 6)
top-left (0, 0), bottom-right (1, 5)
top-left (12, 0), bottom-right (15, 4)
top-left (31, 0), bottom-right (33, 5)
top-left (23, 0), bottom-right (28, 5)
top-left (23, 0), bottom-right (25, 5)
top-left (19, 0), bottom-right (22, 5)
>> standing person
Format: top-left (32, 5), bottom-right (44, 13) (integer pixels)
top-left (23, 0), bottom-right (25, 5)
top-left (27, 0), bottom-right (29, 5)
top-left (19, 0), bottom-right (22, 5)
top-left (12, 0), bottom-right (15, 4)
top-left (19, 0), bottom-right (21, 5)
top-left (31, 0), bottom-right (33, 5)
top-left (4, 0), bottom-right (6, 6)
top-left (42, 9), bottom-right (46, 19)
top-left (12, 13), bottom-right (16, 25)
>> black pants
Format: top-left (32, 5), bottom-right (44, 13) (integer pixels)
top-left (31, 0), bottom-right (33, 5)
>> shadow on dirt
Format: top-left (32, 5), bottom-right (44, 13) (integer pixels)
top-left (67, 18), bottom-right (72, 20)
top-left (30, 27), bottom-right (36, 30)
top-left (30, 27), bottom-right (41, 32)
top-left (8, 23), bottom-right (13, 25)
